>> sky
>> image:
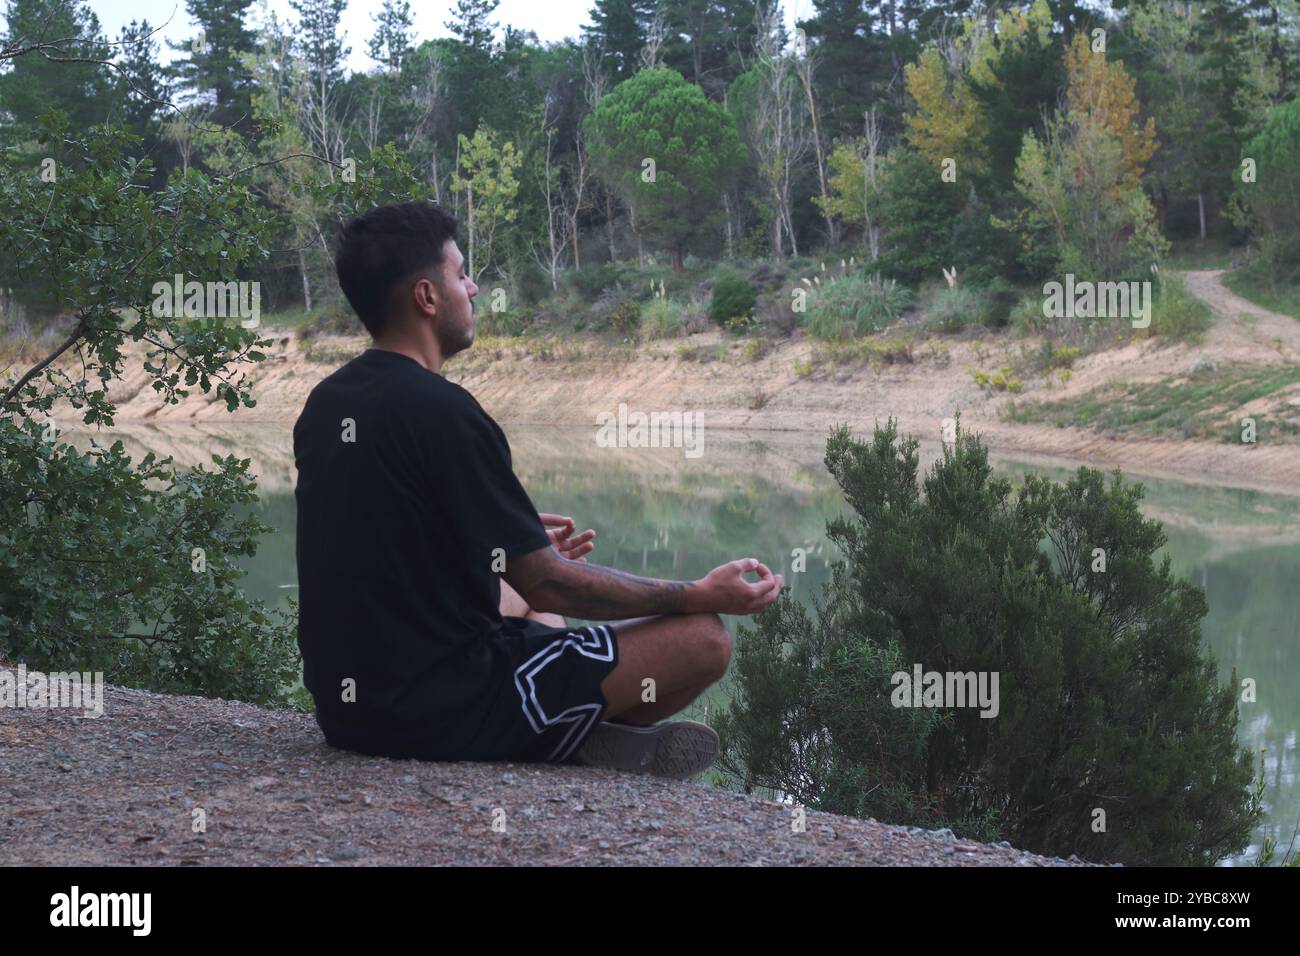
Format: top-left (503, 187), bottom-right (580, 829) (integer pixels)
top-left (62, 0), bottom-right (810, 75)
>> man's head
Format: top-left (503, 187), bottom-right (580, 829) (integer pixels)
top-left (334, 200), bottom-right (478, 356)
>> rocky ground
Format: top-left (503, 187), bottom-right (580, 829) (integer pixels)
top-left (0, 667), bottom-right (1099, 867)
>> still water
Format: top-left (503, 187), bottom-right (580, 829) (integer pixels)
top-left (74, 422), bottom-right (1300, 866)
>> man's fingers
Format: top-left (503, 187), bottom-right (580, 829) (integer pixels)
top-left (539, 513), bottom-right (575, 532)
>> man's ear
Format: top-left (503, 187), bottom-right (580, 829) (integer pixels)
top-left (412, 275), bottom-right (439, 320)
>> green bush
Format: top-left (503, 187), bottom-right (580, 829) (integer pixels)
top-left (716, 420), bottom-right (1258, 865)
top-left (925, 286), bottom-right (982, 333)
top-left (476, 307), bottom-right (527, 337)
top-left (977, 277), bottom-right (1019, 328)
top-left (1010, 292), bottom-right (1050, 335)
top-left (710, 273), bottom-right (757, 329)
top-left (801, 273), bottom-right (913, 341)
top-left (606, 299), bottom-right (641, 335)
top-left (642, 296), bottom-right (684, 339)
top-left (1147, 273), bottom-right (1212, 341)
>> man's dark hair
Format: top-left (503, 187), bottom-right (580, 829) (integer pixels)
top-left (334, 200), bottom-right (459, 338)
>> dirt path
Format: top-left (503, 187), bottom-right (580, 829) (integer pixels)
top-left (1182, 269), bottom-right (1300, 359)
top-left (0, 662), bottom-right (1097, 866)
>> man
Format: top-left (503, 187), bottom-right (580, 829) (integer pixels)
top-left (293, 200), bottom-right (783, 780)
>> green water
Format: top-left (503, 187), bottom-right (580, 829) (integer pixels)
top-left (94, 423), bottom-right (1300, 866)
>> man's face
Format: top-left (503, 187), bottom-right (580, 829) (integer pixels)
top-left (431, 240), bottom-right (478, 357)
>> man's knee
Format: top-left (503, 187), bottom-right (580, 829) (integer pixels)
top-left (690, 613), bottom-right (731, 683)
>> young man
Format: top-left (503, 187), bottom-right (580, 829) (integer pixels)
top-left (293, 200), bottom-right (783, 780)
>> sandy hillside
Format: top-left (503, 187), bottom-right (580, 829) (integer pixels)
top-left (35, 269), bottom-right (1300, 496)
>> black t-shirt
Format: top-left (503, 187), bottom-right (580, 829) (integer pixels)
top-left (292, 347), bottom-right (551, 752)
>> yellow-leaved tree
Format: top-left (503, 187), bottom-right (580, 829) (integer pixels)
top-left (1063, 32), bottom-right (1158, 193)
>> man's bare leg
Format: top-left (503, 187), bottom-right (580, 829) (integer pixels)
top-left (498, 581), bottom-right (728, 724)
top-left (595, 613), bottom-right (730, 724)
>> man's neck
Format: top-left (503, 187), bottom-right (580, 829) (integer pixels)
top-left (369, 333), bottom-right (444, 375)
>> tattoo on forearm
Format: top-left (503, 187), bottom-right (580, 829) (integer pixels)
top-left (534, 562), bottom-right (689, 618)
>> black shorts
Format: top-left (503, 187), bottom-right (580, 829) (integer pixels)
top-left (460, 616), bottom-right (621, 764)
top-left (314, 618), bottom-right (621, 764)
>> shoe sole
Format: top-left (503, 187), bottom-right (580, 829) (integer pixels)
top-left (575, 719), bottom-right (719, 780)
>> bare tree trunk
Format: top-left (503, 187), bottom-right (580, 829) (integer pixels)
top-left (864, 107), bottom-right (883, 261)
top-left (1197, 188), bottom-right (1207, 240)
top-left (604, 189), bottom-right (617, 261)
top-left (299, 248), bottom-right (313, 312)
top-left (629, 203), bottom-right (644, 267)
top-left (796, 45), bottom-right (836, 247)
top-left (723, 191), bottom-right (734, 260)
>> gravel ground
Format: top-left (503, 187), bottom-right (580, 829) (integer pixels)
top-left (0, 674), bottom-right (1099, 867)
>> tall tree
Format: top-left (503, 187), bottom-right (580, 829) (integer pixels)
top-left (288, 0), bottom-right (352, 167)
top-left (367, 0), bottom-right (413, 72)
top-left (582, 0), bottom-right (652, 83)
top-left (586, 67), bottom-right (745, 270)
top-left (0, 0), bottom-right (113, 138)
top-left (165, 0), bottom-right (258, 130)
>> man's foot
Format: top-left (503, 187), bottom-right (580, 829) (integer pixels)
top-left (574, 719), bottom-right (719, 780)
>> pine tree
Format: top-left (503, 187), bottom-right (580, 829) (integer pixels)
top-left (0, 0), bottom-right (113, 138)
top-left (165, 0), bottom-right (257, 130)
top-left (582, 0), bottom-right (653, 83)
top-left (367, 0), bottom-right (414, 71)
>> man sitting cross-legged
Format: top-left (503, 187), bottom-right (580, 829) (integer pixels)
top-left (293, 200), bottom-right (783, 780)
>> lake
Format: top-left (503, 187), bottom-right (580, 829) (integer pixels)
top-left (69, 422), bottom-right (1300, 866)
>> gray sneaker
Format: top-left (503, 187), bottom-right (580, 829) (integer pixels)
top-left (574, 719), bottom-right (719, 780)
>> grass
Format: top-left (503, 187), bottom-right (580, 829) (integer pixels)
top-left (1166, 237), bottom-right (1242, 270)
top-left (807, 335), bottom-right (915, 371)
top-left (1223, 267), bottom-right (1300, 322)
top-left (1004, 364), bottom-right (1300, 443)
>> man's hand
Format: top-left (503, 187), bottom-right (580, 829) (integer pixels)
top-left (692, 558), bottom-right (783, 615)
top-left (504, 545), bottom-right (783, 621)
top-left (539, 513), bottom-right (595, 562)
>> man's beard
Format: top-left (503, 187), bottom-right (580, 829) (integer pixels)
top-left (435, 310), bottom-right (473, 358)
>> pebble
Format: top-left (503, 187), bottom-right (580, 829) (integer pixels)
top-left (498, 772), bottom-right (515, 785)
top-left (209, 761), bottom-right (230, 771)
top-left (397, 775), bottom-right (416, 784)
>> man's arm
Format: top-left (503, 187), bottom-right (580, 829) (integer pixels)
top-left (503, 545), bottom-right (782, 620)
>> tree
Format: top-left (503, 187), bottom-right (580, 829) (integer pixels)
top-left (904, 0), bottom-right (1058, 190)
top-left (659, 0), bottom-right (761, 99)
top-left (0, 0), bottom-right (113, 140)
top-left (582, 0), bottom-right (653, 84)
top-left (586, 67), bottom-right (745, 271)
top-left (717, 420), bottom-right (1259, 865)
top-left (1008, 31), bottom-right (1165, 280)
top-left (367, 0), bottom-right (413, 72)
top-left (729, 4), bottom-right (809, 259)
top-left (288, 0), bottom-right (352, 168)
top-left (1062, 31), bottom-right (1157, 193)
top-left (165, 0), bottom-right (258, 131)
top-left (451, 126), bottom-right (522, 284)
top-left (112, 20), bottom-right (171, 147)
top-left (1234, 98), bottom-right (1300, 268)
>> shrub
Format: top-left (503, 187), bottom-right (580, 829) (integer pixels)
top-left (1146, 273), bottom-right (1213, 341)
top-left (716, 420), bottom-right (1258, 865)
top-left (642, 296), bottom-right (684, 339)
top-left (606, 299), bottom-right (641, 335)
top-left (977, 277), bottom-right (1019, 328)
top-left (801, 272), bottom-right (913, 341)
top-left (710, 272), bottom-right (757, 329)
top-left (925, 286), bottom-right (982, 333)
top-left (476, 307), bottom-right (527, 337)
top-left (1010, 292), bottom-right (1050, 335)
